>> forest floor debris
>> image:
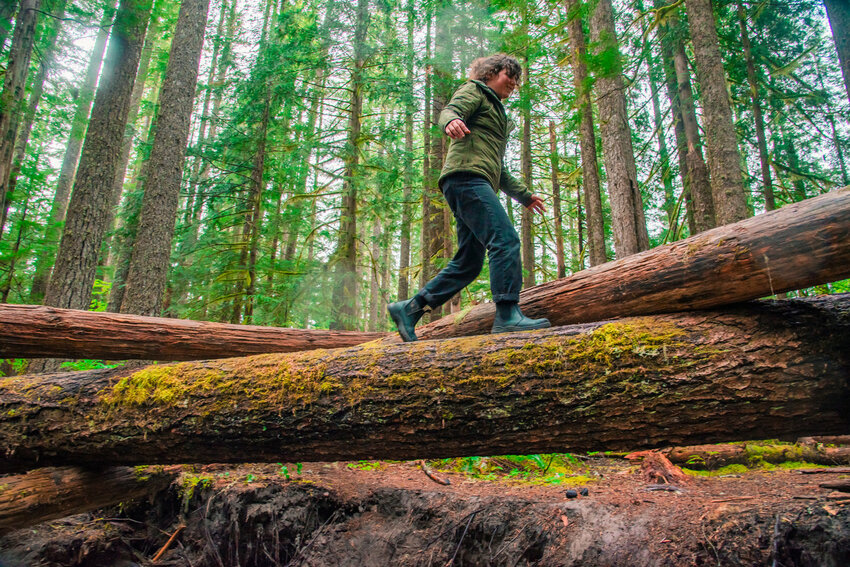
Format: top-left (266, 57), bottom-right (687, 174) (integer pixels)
top-left (1, 456), bottom-right (849, 566)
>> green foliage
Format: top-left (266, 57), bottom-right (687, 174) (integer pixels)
top-left (346, 460), bottom-right (385, 471)
top-left (429, 454), bottom-right (593, 485)
top-left (59, 359), bottom-right (120, 372)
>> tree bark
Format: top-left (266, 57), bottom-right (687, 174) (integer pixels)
top-left (588, 0), bottom-right (649, 257)
top-left (0, 304), bottom-right (387, 360)
top-left (686, 0), bottom-right (749, 225)
top-left (738, 2), bottom-right (774, 211)
top-left (102, 12), bottom-right (157, 272)
top-left (655, 1), bottom-right (696, 235)
top-left (672, 32), bottom-right (715, 232)
top-left (0, 465), bottom-right (177, 533)
top-left (28, 4), bottom-right (113, 304)
top-left (1, 295), bottom-right (849, 473)
top-left (43, 0), bottom-right (152, 311)
top-left (120, 0), bottom-right (210, 317)
top-left (0, 0), bottom-right (17, 51)
top-left (521, 57), bottom-right (534, 287)
top-left (549, 121), bottom-right (566, 278)
top-left (0, 0), bottom-right (66, 240)
top-left (824, 0), bottom-right (850, 106)
top-left (419, 12), bottom-right (432, 292)
top-left (428, 11), bottom-right (451, 320)
top-left (397, 0), bottom-right (415, 301)
top-left (414, 186), bottom-right (850, 340)
top-left (330, 0), bottom-right (368, 330)
top-left (565, 0), bottom-right (606, 266)
top-left (0, 0), bottom-right (40, 237)
top-left (641, 3), bottom-right (676, 237)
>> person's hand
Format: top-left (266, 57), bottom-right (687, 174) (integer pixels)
top-left (445, 119), bottom-right (471, 140)
top-left (526, 195), bottom-right (546, 214)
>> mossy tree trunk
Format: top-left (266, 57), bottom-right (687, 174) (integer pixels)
top-left (2, 296), bottom-right (849, 474)
top-left (415, 187), bottom-right (850, 341)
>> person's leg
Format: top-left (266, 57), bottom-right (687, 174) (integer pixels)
top-left (442, 177), bottom-right (521, 303)
top-left (389, 175), bottom-right (486, 341)
top-left (418, 205), bottom-right (485, 308)
top-left (443, 179), bottom-right (548, 334)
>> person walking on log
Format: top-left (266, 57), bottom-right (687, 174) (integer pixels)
top-left (389, 53), bottom-right (550, 342)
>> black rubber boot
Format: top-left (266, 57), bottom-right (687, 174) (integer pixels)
top-left (387, 295), bottom-right (428, 342)
top-left (491, 301), bottom-right (550, 334)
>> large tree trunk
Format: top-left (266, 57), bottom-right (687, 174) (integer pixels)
top-left (549, 121), bottom-right (566, 278)
top-left (330, 0), bottom-right (368, 330)
top-left (565, 0), bottom-right (606, 266)
top-left (415, 187), bottom-right (850, 340)
top-left (0, 0), bottom-right (17, 51)
top-left (43, 0), bottom-right (152, 312)
top-left (672, 31), bottom-right (715, 232)
top-left (397, 0), bottom-right (415, 302)
top-left (0, 0), bottom-right (66, 240)
top-left (588, 0), bottom-right (649, 258)
top-left (738, 2), bottom-right (774, 212)
top-left (521, 56), bottom-right (535, 288)
top-left (0, 0), bottom-right (40, 237)
top-left (0, 465), bottom-right (177, 533)
top-left (639, 0), bottom-right (676, 239)
top-left (685, 0), bottom-right (749, 225)
top-left (1, 295), bottom-right (849, 473)
top-left (28, 4), bottom-right (113, 304)
top-left (120, 0), bottom-right (209, 317)
top-left (0, 304), bottom-right (386, 360)
top-left (824, 0), bottom-right (850, 106)
top-left (419, 13), bottom-right (432, 293)
top-left (102, 12), bottom-right (157, 273)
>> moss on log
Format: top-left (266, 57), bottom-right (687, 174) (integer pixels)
top-left (1, 296), bottom-right (849, 474)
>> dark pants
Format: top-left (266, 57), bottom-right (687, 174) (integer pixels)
top-left (419, 173), bottom-right (522, 308)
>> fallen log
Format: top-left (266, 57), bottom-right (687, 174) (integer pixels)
top-left (797, 435), bottom-right (850, 446)
top-left (0, 304), bottom-right (387, 361)
top-left (416, 186), bottom-right (850, 340)
top-left (0, 466), bottom-right (177, 533)
top-left (665, 443), bottom-right (850, 470)
top-left (1, 295), bottom-right (849, 474)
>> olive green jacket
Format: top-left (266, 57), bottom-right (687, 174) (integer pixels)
top-left (437, 80), bottom-right (533, 207)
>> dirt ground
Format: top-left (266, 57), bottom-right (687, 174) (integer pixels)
top-left (1, 457), bottom-right (849, 566)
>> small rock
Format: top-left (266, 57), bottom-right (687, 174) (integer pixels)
top-left (580, 487), bottom-right (589, 496)
top-left (565, 490), bottom-right (578, 499)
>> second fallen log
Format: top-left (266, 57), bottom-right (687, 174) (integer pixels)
top-left (0, 304), bottom-right (387, 361)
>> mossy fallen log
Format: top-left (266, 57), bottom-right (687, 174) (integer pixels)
top-left (1, 296), bottom-right (849, 474)
top-left (0, 304), bottom-right (387, 361)
top-left (665, 442), bottom-right (850, 470)
top-left (0, 465), bottom-right (177, 533)
top-left (416, 187), bottom-right (850, 340)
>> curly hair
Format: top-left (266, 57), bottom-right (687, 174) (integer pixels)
top-left (467, 53), bottom-right (522, 84)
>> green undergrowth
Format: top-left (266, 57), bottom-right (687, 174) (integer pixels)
top-left (683, 460), bottom-right (827, 477)
top-left (427, 454), bottom-right (597, 486)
